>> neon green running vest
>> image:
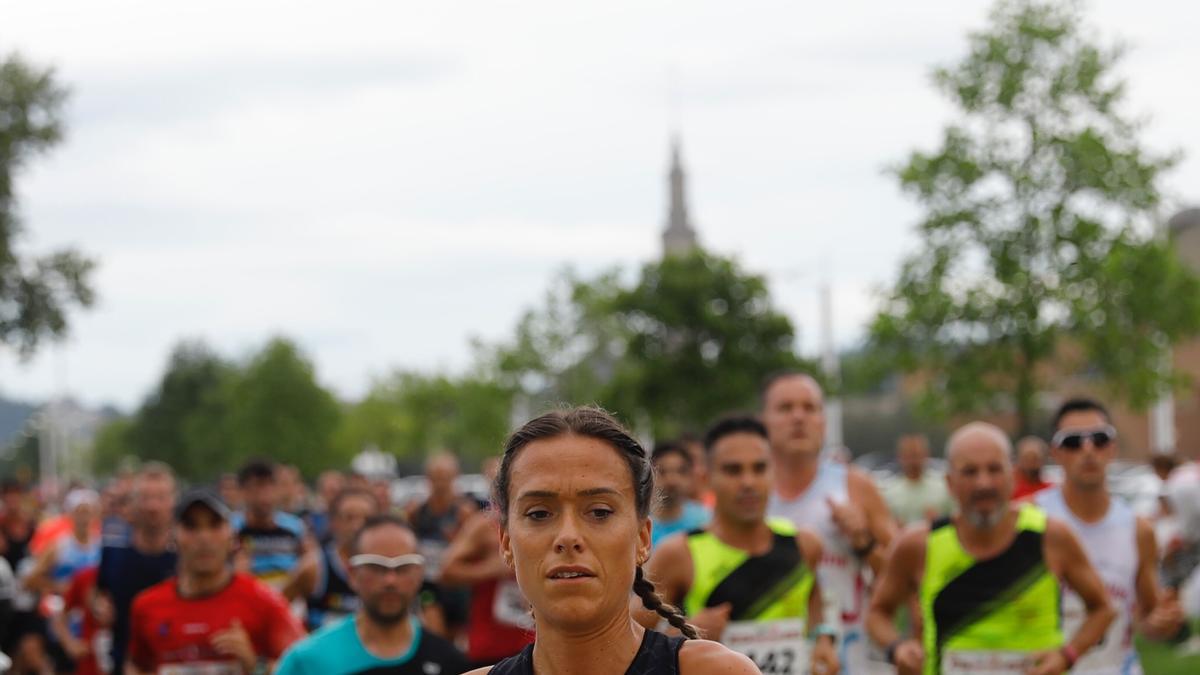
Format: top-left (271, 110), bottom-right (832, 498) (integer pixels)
top-left (920, 504), bottom-right (1063, 674)
top-left (683, 518), bottom-right (814, 622)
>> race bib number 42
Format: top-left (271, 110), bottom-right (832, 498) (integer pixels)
top-left (722, 620), bottom-right (810, 674)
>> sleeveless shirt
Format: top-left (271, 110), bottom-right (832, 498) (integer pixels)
top-left (487, 629), bottom-right (684, 675)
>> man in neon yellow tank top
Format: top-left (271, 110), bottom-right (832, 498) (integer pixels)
top-left (634, 416), bottom-right (838, 674)
top-left (867, 422), bottom-right (1114, 675)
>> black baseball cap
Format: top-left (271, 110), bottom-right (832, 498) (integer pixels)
top-left (175, 488), bottom-right (232, 523)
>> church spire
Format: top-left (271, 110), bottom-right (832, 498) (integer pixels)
top-left (662, 135), bottom-right (699, 257)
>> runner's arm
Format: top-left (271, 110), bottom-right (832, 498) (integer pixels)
top-left (848, 469), bottom-right (897, 575)
top-left (796, 530), bottom-right (825, 633)
top-left (631, 533), bottom-right (691, 630)
top-left (1048, 520), bottom-right (1116, 658)
top-left (438, 512), bottom-right (505, 587)
top-left (280, 551), bottom-right (318, 602)
top-left (677, 637), bottom-right (766, 674)
top-left (866, 527), bottom-right (924, 653)
top-left (21, 542), bottom-right (58, 593)
top-left (1133, 515), bottom-right (1183, 640)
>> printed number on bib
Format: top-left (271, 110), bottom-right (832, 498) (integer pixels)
top-left (493, 579), bottom-right (534, 630)
top-left (158, 662), bottom-right (242, 675)
top-left (941, 650), bottom-right (1033, 675)
top-left (722, 620), bottom-right (810, 675)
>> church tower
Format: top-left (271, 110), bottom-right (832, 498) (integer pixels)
top-left (661, 136), bottom-right (700, 257)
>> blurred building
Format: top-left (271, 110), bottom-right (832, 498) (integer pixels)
top-left (661, 136), bottom-right (700, 257)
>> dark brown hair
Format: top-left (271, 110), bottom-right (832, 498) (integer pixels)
top-left (493, 406), bottom-right (698, 639)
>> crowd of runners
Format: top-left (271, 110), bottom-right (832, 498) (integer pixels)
top-left (1, 371), bottom-right (1199, 674)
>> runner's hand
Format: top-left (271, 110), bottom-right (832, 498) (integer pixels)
top-left (62, 636), bottom-right (90, 661)
top-left (690, 603), bottom-right (732, 641)
top-left (1143, 593), bottom-right (1185, 639)
top-left (893, 640), bottom-right (923, 675)
top-left (1025, 649), bottom-right (1068, 675)
top-left (91, 591), bottom-right (115, 626)
top-left (211, 619), bottom-right (256, 674)
top-left (810, 635), bottom-right (838, 675)
top-left (825, 497), bottom-right (871, 548)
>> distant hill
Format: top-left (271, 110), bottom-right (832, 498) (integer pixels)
top-left (0, 395), bottom-right (36, 443)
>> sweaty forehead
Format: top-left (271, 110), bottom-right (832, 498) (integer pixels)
top-left (949, 435), bottom-right (1010, 468)
top-left (358, 524), bottom-right (417, 555)
top-left (510, 435), bottom-right (635, 497)
top-left (712, 433), bottom-right (771, 463)
top-left (1057, 409), bottom-right (1108, 430)
top-left (766, 375), bottom-right (824, 407)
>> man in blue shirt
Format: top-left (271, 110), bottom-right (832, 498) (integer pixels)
top-left (95, 462), bottom-right (179, 674)
top-left (275, 514), bottom-right (466, 675)
top-left (650, 441), bottom-right (711, 548)
top-left (231, 459), bottom-right (309, 592)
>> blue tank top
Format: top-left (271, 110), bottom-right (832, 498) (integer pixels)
top-left (52, 535), bottom-right (100, 583)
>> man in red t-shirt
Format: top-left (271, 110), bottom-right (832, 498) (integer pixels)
top-left (126, 490), bottom-right (303, 675)
top-left (50, 566), bottom-right (110, 675)
top-left (1012, 435), bottom-right (1054, 499)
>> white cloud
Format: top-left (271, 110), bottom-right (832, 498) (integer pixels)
top-left (1, 0), bottom-right (1197, 408)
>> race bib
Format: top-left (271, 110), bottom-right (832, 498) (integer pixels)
top-left (722, 619), bottom-right (811, 674)
top-left (93, 630), bottom-right (114, 674)
top-left (493, 579), bottom-right (534, 630)
top-left (941, 650), bottom-right (1033, 674)
top-left (418, 540), bottom-right (448, 579)
top-left (158, 661), bottom-right (241, 675)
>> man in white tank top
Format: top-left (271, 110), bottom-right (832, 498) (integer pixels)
top-left (761, 373), bottom-right (896, 674)
top-left (1035, 397), bottom-right (1184, 674)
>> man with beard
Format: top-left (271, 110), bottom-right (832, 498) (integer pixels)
top-left (1036, 398), bottom-right (1183, 673)
top-left (274, 515), bottom-right (466, 675)
top-left (867, 422), bottom-right (1114, 675)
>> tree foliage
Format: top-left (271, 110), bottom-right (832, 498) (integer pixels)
top-left (1, 54), bottom-right (95, 356)
top-left (485, 252), bottom-right (808, 437)
top-left (869, 0), bottom-right (1200, 432)
top-left (335, 372), bottom-right (513, 465)
top-left (94, 338), bottom-right (344, 480)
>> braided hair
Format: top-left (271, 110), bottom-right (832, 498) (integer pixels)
top-left (493, 406), bottom-right (699, 640)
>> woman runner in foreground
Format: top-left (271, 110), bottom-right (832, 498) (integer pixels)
top-left (466, 407), bottom-right (758, 675)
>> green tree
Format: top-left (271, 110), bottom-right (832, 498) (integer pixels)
top-left (226, 337), bottom-right (344, 476)
top-left (484, 253), bottom-right (807, 437)
top-left (109, 340), bottom-right (238, 479)
top-left (336, 371), bottom-right (513, 465)
top-left (606, 251), bottom-right (806, 437)
top-left (1, 54), bottom-right (95, 356)
top-left (478, 268), bottom-right (625, 409)
top-left (869, 0), bottom-right (1200, 432)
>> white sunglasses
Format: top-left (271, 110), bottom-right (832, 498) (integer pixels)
top-left (348, 553), bottom-right (426, 571)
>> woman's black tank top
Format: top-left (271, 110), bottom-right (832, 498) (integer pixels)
top-left (487, 629), bottom-right (685, 675)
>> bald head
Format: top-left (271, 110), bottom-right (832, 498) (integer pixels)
top-left (946, 423), bottom-right (1012, 467)
top-left (945, 422), bottom-right (1013, 529)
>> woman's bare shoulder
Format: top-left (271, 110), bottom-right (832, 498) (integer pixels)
top-left (461, 668), bottom-right (491, 675)
top-left (677, 639), bottom-right (759, 674)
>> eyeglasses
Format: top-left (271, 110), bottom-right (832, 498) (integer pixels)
top-left (1051, 426), bottom-right (1117, 451)
top-left (348, 553), bottom-right (425, 574)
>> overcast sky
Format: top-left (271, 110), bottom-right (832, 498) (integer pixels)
top-left (2, 0), bottom-right (1198, 410)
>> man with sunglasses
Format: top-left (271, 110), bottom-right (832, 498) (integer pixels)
top-left (275, 515), bottom-right (466, 675)
top-left (1035, 398), bottom-right (1184, 674)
